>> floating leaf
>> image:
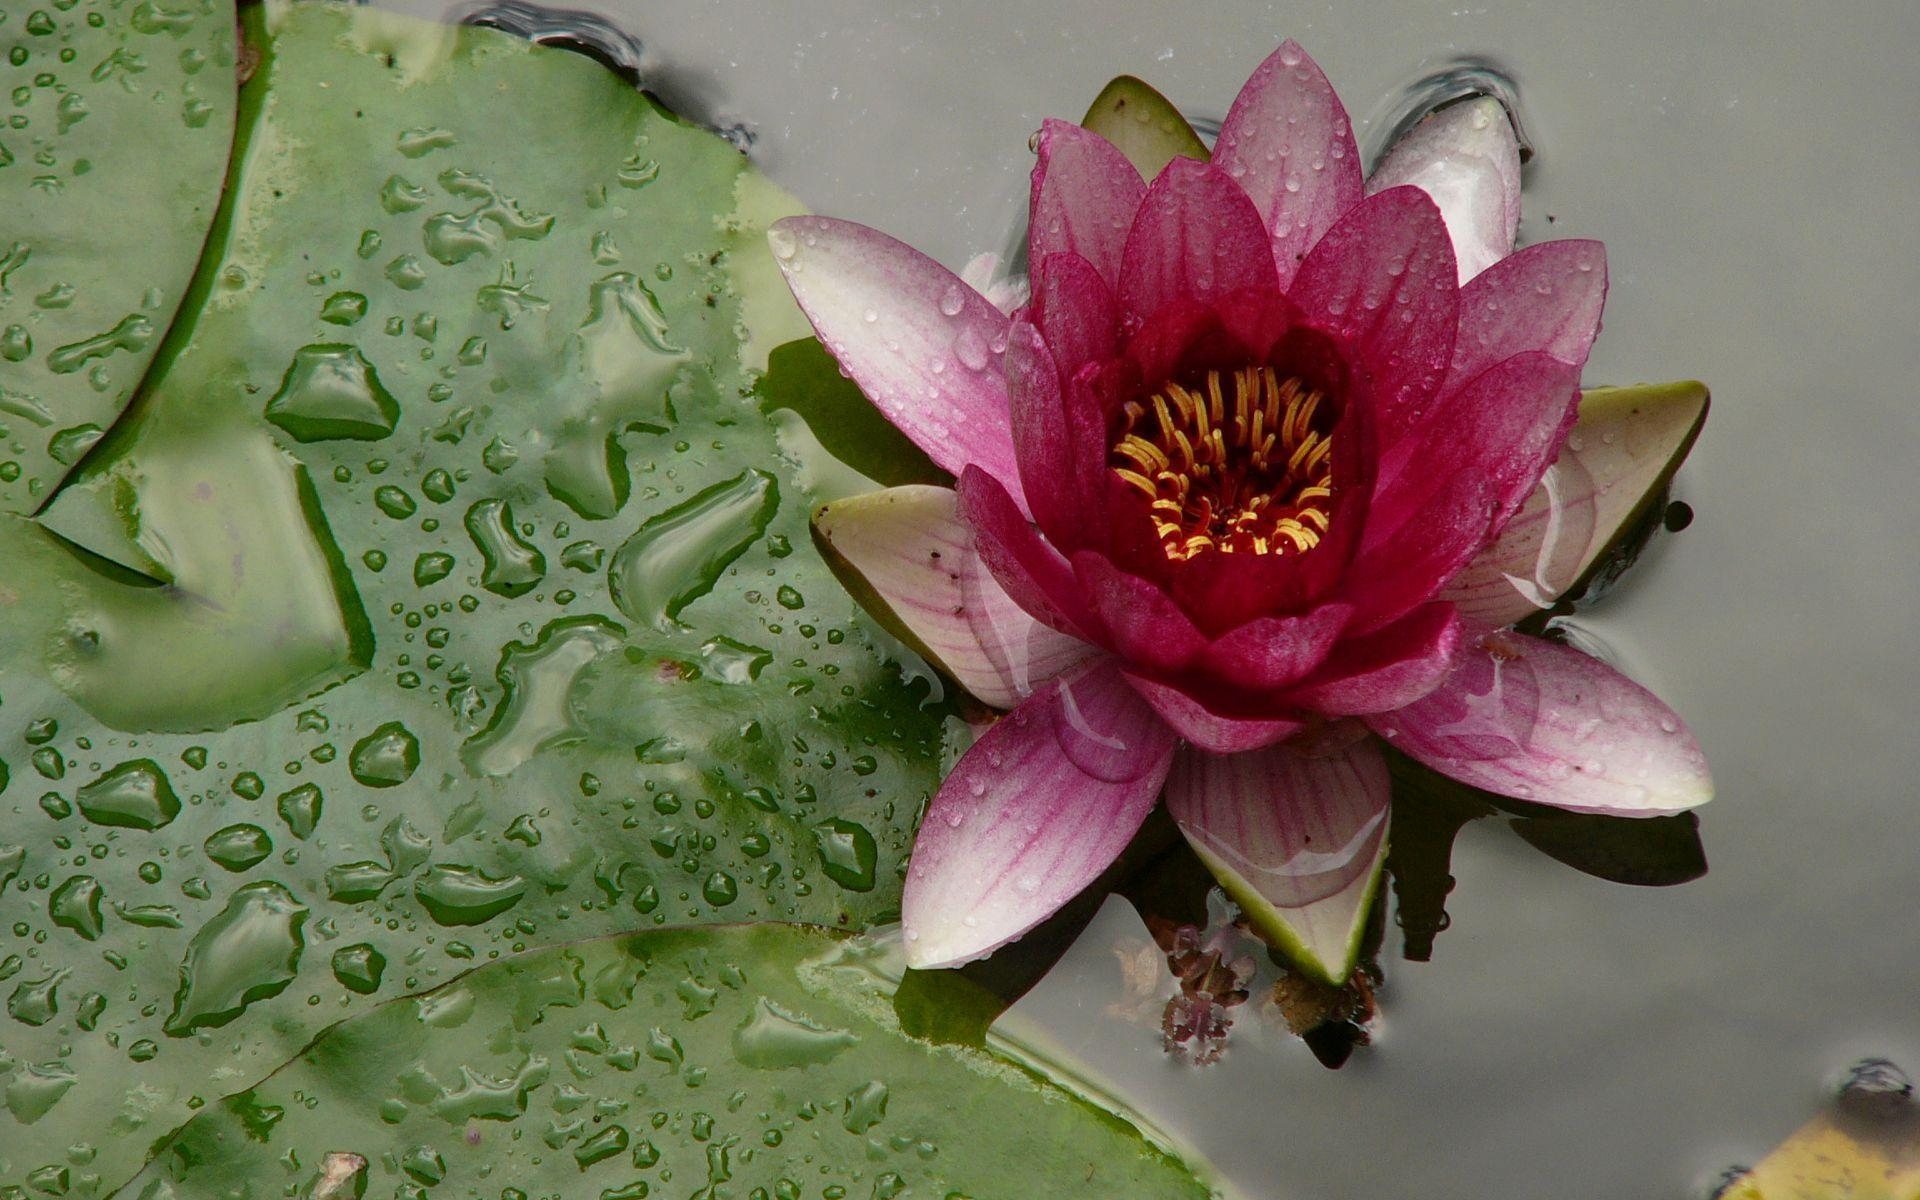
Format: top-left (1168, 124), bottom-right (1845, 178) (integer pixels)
top-left (0, 5), bottom-right (952, 1190)
top-left (0, 0), bottom-right (238, 515)
top-left (1080, 75), bottom-right (1211, 179)
top-left (118, 925), bottom-right (1211, 1199)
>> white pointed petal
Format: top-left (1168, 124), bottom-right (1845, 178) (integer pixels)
top-left (1368, 95), bottom-right (1521, 283)
top-left (1442, 382), bottom-right (1710, 629)
top-left (813, 486), bottom-right (1094, 709)
top-left (1165, 736), bottom-right (1390, 984)
top-left (768, 217), bottom-right (1025, 508)
top-left (1370, 633), bottom-right (1713, 816)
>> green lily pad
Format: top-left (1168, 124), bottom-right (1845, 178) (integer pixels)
top-left (0, 5), bottom-right (956, 1192)
top-left (113, 925), bottom-right (1210, 1199)
top-left (0, 0), bottom-right (237, 516)
top-left (1079, 75), bottom-right (1210, 179)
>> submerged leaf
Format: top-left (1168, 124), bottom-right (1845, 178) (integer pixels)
top-left (119, 926), bottom-right (1213, 1199)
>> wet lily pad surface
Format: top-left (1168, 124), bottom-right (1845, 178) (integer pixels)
top-left (0, 0), bottom-right (237, 516)
top-left (115, 925), bottom-right (1210, 1199)
top-left (0, 3), bottom-right (964, 1192)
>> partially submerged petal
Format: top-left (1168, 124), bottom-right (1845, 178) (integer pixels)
top-left (1030, 118), bottom-right (1147, 288)
top-left (1079, 74), bottom-right (1210, 180)
top-left (768, 216), bottom-right (1023, 503)
top-left (1442, 381), bottom-right (1709, 629)
top-left (812, 485), bottom-right (1095, 709)
top-left (1368, 96), bottom-right (1521, 283)
top-left (902, 662), bottom-right (1176, 968)
top-left (1165, 735), bottom-right (1390, 983)
top-left (1213, 40), bottom-right (1365, 288)
top-left (1118, 158), bottom-right (1278, 331)
top-left (1370, 633), bottom-right (1713, 816)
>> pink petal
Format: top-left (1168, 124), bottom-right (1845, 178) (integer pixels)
top-left (1196, 603), bottom-right (1353, 691)
top-left (1369, 633), bottom-right (1713, 816)
top-left (1030, 251), bottom-right (1121, 380)
top-left (769, 216), bottom-right (1023, 507)
top-left (1030, 118), bottom-right (1147, 288)
top-left (1282, 602), bottom-right (1461, 715)
top-left (1005, 321), bottom-right (1098, 548)
top-left (1118, 157), bottom-right (1278, 332)
top-left (957, 465), bottom-right (1101, 641)
top-left (1122, 671), bottom-right (1305, 753)
top-left (1289, 186), bottom-right (1459, 442)
top-left (1352, 351), bottom-right (1584, 629)
top-left (1368, 97), bottom-right (1522, 284)
top-left (1450, 239), bottom-right (1607, 386)
top-left (1341, 467), bottom-right (1501, 633)
top-left (1212, 40), bottom-right (1365, 289)
top-left (1164, 733), bottom-right (1389, 982)
top-left (1443, 381), bottom-right (1709, 630)
top-left (812, 485), bottom-right (1096, 710)
top-left (1070, 550), bottom-right (1209, 675)
top-left (1442, 452), bottom-right (1597, 633)
top-left (902, 661), bottom-right (1176, 968)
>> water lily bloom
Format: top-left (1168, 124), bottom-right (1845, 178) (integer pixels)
top-left (774, 42), bottom-right (1712, 980)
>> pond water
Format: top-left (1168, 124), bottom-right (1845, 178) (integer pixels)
top-left (362, 4), bottom-right (1920, 1190)
top-left (354, 3), bottom-right (1920, 1195)
top-left (5, 0), bottom-right (1914, 1195)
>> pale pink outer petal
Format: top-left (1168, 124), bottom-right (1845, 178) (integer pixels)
top-left (813, 485), bottom-right (1096, 710)
top-left (1442, 381), bottom-right (1709, 630)
top-left (769, 216), bottom-right (1024, 509)
top-left (1369, 633), bottom-right (1713, 816)
top-left (902, 660), bottom-right (1177, 968)
top-left (1212, 40), bottom-right (1365, 288)
top-left (1122, 671), bottom-right (1305, 753)
top-left (1368, 96), bottom-right (1521, 284)
top-left (1031, 118), bottom-right (1148, 288)
top-left (1450, 239), bottom-right (1608, 386)
top-left (1165, 734), bottom-right (1390, 983)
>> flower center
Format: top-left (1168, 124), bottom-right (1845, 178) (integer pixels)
top-left (1108, 367), bottom-right (1334, 561)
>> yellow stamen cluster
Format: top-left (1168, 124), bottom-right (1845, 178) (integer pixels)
top-left (1109, 367), bottom-right (1334, 561)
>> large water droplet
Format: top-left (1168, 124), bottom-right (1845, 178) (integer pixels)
top-left (349, 721), bottom-right (420, 788)
top-left (812, 818), bottom-right (877, 892)
top-left (163, 882), bottom-right (308, 1036)
top-left (608, 469), bottom-right (778, 630)
top-left (76, 759), bottom-right (180, 830)
top-left (462, 616), bottom-right (623, 777)
top-left (48, 874), bottom-right (105, 941)
top-left (414, 864), bottom-right (528, 926)
top-left (264, 344), bottom-right (400, 442)
top-left (464, 498), bottom-right (546, 597)
top-left (732, 997), bottom-right (858, 1069)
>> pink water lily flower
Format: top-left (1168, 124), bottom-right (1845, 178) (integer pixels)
top-left (773, 42), bottom-right (1712, 980)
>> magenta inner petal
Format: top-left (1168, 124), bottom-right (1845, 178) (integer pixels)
top-left (1029, 117), bottom-right (1148, 288)
top-left (1118, 158), bottom-right (1279, 333)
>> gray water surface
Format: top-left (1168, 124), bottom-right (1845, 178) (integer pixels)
top-left (373, 2), bottom-right (1920, 1195)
